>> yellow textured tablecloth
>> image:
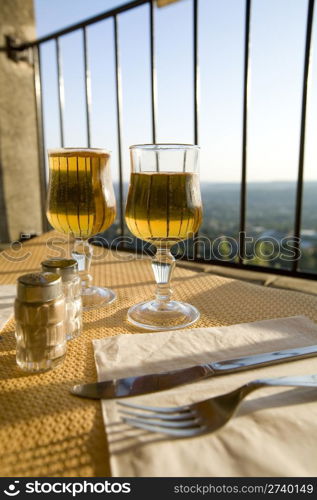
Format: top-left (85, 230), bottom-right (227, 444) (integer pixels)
top-left (1, 231), bottom-right (317, 477)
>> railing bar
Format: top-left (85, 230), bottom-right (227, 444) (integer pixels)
top-left (192, 0), bottom-right (200, 260)
top-left (292, 0), bottom-right (315, 272)
top-left (114, 15), bottom-right (125, 238)
top-left (150, 1), bottom-right (159, 172)
top-left (183, 258), bottom-right (317, 281)
top-left (83, 27), bottom-right (92, 148)
top-left (150, 0), bottom-right (158, 144)
top-left (193, 0), bottom-right (199, 146)
top-left (239, 0), bottom-right (251, 264)
top-left (33, 45), bottom-right (50, 232)
top-left (55, 38), bottom-right (65, 147)
top-left (17, 0), bottom-right (151, 49)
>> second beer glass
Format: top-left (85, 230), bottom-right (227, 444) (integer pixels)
top-left (125, 144), bottom-right (202, 330)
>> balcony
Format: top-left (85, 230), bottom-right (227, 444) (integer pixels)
top-left (1, 0), bottom-right (317, 289)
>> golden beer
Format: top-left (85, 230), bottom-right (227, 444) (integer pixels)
top-left (125, 171), bottom-right (202, 246)
top-left (47, 149), bottom-right (116, 239)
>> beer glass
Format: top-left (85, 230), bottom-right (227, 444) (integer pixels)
top-left (125, 144), bottom-right (202, 330)
top-left (46, 148), bottom-right (116, 309)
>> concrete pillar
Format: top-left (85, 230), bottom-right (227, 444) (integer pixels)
top-left (0, 0), bottom-right (43, 244)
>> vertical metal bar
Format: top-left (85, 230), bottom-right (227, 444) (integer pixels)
top-left (292, 0), bottom-right (315, 272)
top-left (239, 0), bottom-right (251, 264)
top-left (193, 0), bottom-right (200, 259)
top-left (33, 45), bottom-right (50, 232)
top-left (150, 0), bottom-right (157, 143)
top-left (55, 37), bottom-right (65, 147)
top-left (114, 15), bottom-right (125, 237)
top-left (193, 0), bottom-right (199, 146)
top-left (83, 26), bottom-right (92, 148)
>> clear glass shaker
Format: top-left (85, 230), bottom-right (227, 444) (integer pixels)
top-left (41, 258), bottom-right (82, 340)
top-left (15, 272), bottom-right (66, 372)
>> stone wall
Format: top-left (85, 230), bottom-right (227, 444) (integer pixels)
top-left (0, 0), bottom-right (43, 243)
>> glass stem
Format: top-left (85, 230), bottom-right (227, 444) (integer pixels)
top-left (151, 247), bottom-right (175, 303)
top-left (71, 238), bottom-right (93, 290)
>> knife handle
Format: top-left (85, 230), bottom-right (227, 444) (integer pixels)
top-left (210, 345), bottom-right (317, 374)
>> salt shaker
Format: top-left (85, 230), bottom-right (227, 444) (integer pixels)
top-left (15, 272), bottom-right (66, 372)
top-left (41, 258), bottom-right (82, 340)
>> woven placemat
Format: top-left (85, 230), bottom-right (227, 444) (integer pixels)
top-left (1, 231), bottom-right (317, 477)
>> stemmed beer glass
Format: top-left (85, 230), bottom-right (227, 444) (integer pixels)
top-left (46, 148), bottom-right (116, 309)
top-left (125, 144), bottom-right (202, 330)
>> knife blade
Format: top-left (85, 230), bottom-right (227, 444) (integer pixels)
top-left (70, 344), bottom-right (317, 399)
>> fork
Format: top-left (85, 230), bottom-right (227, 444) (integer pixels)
top-left (117, 374), bottom-right (317, 437)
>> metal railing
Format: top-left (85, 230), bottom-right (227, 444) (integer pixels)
top-left (7, 0), bottom-right (317, 280)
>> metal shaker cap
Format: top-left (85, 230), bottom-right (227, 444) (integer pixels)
top-left (41, 258), bottom-right (78, 281)
top-left (17, 272), bottom-right (62, 302)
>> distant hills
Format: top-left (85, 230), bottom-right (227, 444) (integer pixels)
top-left (107, 180), bottom-right (317, 273)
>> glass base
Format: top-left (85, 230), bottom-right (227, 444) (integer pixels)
top-left (16, 353), bottom-right (66, 373)
top-left (82, 286), bottom-right (116, 310)
top-left (127, 299), bottom-right (200, 331)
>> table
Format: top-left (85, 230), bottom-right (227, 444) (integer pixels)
top-left (1, 231), bottom-right (317, 477)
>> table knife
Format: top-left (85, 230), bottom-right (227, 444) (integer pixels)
top-left (70, 344), bottom-right (317, 399)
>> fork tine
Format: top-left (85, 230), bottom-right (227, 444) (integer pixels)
top-left (118, 408), bottom-right (196, 421)
top-left (117, 400), bottom-right (191, 413)
top-left (122, 415), bottom-right (200, 428)
top-left (123, 418), bottom-right (206, 437)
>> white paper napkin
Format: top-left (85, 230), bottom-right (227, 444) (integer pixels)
top-left (93, 316), bottom-right (317, 477)
top-left (0, 285), bottom-right (15, 332)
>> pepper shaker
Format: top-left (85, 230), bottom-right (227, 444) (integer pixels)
top-left (41, 258), bottom-right (82, 340)
top-left (15, 272), bottom-right (66, 372)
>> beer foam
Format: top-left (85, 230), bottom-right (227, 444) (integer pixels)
top-left (48, 148), bottom-right (111, 158)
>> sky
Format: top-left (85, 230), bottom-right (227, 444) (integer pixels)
top-left (34, 0), bottom-right (317, 184)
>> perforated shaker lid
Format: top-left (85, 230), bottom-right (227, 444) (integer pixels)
top-left (41, 258), bottom-right (78, 281)
top-left (17, 272), bottom-right (62, 302)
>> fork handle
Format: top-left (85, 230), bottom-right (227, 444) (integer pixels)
top-left (250, 374), bottom-right (317, 389)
